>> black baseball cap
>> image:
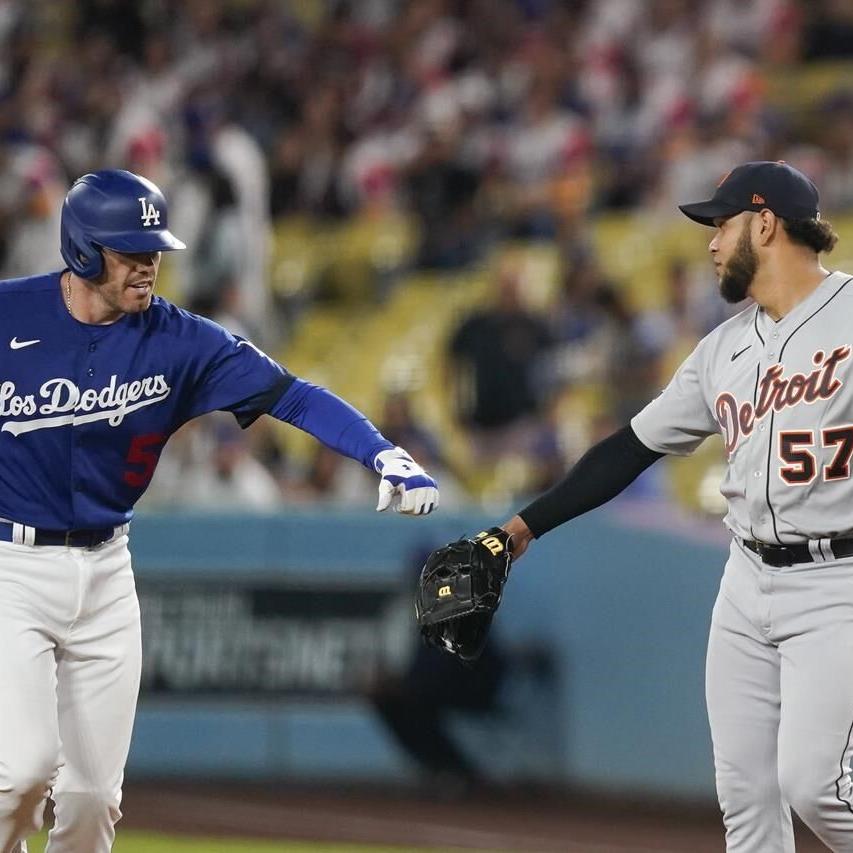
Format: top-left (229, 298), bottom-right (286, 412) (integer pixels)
top-left (678, 161), bottom-right (820, 227)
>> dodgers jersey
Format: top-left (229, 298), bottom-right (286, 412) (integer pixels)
top-left (632, 270), bottom-right (853, 544)
top-left (0, 272), bottom-right (291, 529)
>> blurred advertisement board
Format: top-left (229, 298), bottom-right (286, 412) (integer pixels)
top-left (138, 578), bottom-right (413, 698)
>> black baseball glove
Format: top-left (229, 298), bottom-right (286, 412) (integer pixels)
top-left (415, 527), bottom-right (513, 663)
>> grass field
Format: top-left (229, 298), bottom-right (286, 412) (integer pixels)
top-left (28, 833), bottom-right (443, 852)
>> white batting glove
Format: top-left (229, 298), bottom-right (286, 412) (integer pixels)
top-left (374, 446), bottom-right (440, 515)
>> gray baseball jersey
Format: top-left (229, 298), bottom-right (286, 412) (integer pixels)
top-left (632, 269), bottom-right (853, 851)
top-left (632, 270), bottom-right (853, 544)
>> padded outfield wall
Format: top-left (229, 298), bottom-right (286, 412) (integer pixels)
top-left (127, 499), bottom-right (729, 801)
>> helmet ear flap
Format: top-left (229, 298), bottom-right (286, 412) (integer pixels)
top-left (62, 237), bottom-right (103, 279)
top-left (60, 201), bottom-right (103, 279)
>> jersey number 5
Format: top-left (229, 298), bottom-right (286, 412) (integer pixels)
top-left (123, 433), bottom-right (166, 488)
top-left (779, 426), bottom-right (853, 485)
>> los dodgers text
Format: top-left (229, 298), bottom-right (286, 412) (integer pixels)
top-left (0, 374), bottom-right (171, 430)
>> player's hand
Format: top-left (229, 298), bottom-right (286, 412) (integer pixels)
top-left (374, 446), bottom-right (439, 515)
top-left (501, 515), bottom-right (535, 560)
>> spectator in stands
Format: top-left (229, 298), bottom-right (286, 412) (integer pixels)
top-left (803, 0), bottom-right (853, 60)
top-left (635, 257), bottom-right (738, 374)
top-left (0, 143), bottom-right (66, 278)
top-left (498, 82), bottom-right (592, 239)
top-left (549, 250), bottom-right (612, 348)
top-left (549, 252), bottom-right (656, 425)
top-left (447, 260), bottom-right (555, 463)
top-left (818, 91), bottom-right (853, 213)
top-left (269, 84), bottom-right (348, 221)
top-left (187, 167), bottom-right (246, 314)
top-left (207, 103), bottom-right (275, 345)
top-left (186, 277), bottom-right (255, 342)
top-left (280, 443), bottom-right (373, 506)
top-left (73, 0), bottom-right (149, 63)
top-left (143, 415), bottom-right (283, 511)
top-left (405, 121), bottom-right (484, 269)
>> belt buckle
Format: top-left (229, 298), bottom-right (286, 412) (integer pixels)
top-left (757, 542), bottom-right (793, 567)
top-left (64, 529), bottom-right (89, 548)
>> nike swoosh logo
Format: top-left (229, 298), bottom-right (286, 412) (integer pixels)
top-left (731, 345), bottom-right (752, 361)
top-left (9, 337), bottom-right (40, 350)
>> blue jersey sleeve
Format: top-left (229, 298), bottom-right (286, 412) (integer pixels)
top-left (181, 317), bottom-right (293, 427)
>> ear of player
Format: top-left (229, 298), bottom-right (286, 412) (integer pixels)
top-left (373, 446), bottom-right (439, 514)
top-left (414, 527), bottom-right (513, 663)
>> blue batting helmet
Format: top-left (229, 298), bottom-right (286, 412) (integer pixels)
top-left (60, 169), bottom-right (186, 279)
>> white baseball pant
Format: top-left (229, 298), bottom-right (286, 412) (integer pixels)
top-left (0, 533), bottom-right (141, 853)
top-left (707, 540), bottom-right (853, 851)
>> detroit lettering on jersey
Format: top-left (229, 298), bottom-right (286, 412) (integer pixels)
top-left (0, 272), bottom-right (292, 529)
top-left (715, 345), bottom-right (851, 455)
top-left (631, 271), bottom-right (853, 543)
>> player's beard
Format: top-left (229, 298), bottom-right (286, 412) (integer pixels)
top-left (719, 223), bottom-right (758, 304)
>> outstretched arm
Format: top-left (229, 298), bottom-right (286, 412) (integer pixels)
top-left (414, 426), bottom-right (664, 660)
top-left (502, 425), bottom-right (664, 558)
top-left (270, 378), bottom-right (439, 515)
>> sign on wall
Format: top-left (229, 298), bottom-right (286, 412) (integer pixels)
top-left (138, 578), bottom-right (414, 698)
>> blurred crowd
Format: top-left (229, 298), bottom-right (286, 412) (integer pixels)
top-left (1, 0), bottom-right (851, 510)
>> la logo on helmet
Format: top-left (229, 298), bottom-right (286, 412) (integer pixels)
top-left (138, 196), bottom-right (161, 227)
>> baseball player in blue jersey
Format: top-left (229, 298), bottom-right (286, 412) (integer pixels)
top-left (0, 169), bottom-right (439, 853)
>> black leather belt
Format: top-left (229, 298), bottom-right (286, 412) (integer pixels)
top-left (741, 537), bottom-right (853, 567)
top-left (0, 522), bottom-right (117, 548)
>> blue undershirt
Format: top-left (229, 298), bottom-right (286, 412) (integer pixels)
top-left (270, 378), bottom-right (394, 470)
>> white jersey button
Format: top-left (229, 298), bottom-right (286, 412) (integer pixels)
top-left (754, 470), bottom-right (762, 478)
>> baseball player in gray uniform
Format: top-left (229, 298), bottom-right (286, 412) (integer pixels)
top-left (499, 161), bottom-right (852, 850)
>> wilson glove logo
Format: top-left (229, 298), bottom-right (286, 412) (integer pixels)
top-left (0, 374), bottom-right (171, 435)
top-left (477, 533), bottom-right (505, 555)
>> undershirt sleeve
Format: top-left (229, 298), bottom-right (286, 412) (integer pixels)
top-left (518, 426), bottom-right (664, 538)
top-left (269, 378), bottom-right (393, 470)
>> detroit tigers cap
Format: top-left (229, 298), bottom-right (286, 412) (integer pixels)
top-left (678, 161), bottom-right (820, 227)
